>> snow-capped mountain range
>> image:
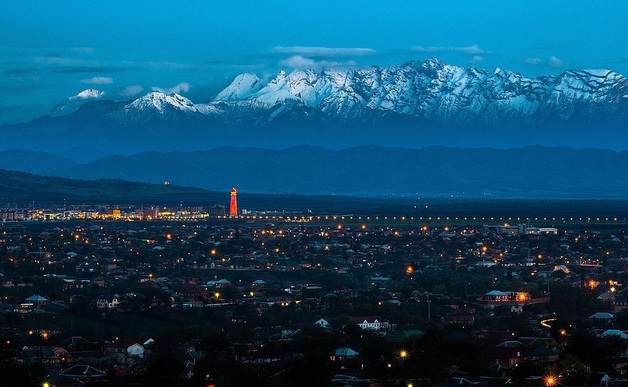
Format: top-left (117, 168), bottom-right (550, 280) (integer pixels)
top-left (2, 59), bottom-right (627, 156)
top-left (49, 58), bottom-right (628, 124)
top-left (213, 60), bottom-right (627, 125)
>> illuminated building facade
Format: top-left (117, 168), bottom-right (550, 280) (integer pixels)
top-left (483, 290), bottom-right (532, 305)
top-left (229, 188), bottom-right (238, 216)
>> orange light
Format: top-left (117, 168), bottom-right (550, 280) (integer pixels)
top-left (230, 188), bottom-right (238, 216)
top-left (545, 375), bottom-right (557, 387)
top-left (406, 265), bottom-right (414, 274)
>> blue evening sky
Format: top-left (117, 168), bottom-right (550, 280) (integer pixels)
top-left (1, 0), bottom-right (627, 124)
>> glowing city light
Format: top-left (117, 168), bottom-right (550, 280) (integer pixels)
top-left (545, 375), bottom-right (557, 387)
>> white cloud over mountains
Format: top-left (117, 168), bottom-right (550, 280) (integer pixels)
top-left (525, 56), bottom-right (563, 68)
top-left (120, 85), bottom-right (144, 97)
top-left (525, 57), bottom-right (543, 65)
top-left (271, 46), bottom-right (376, 57)
top-left (549, 56), bottom-right (563, 68)
top-left (279, 55), bottom-right (357, 70)
top-left (411, 44), bottom-right (491, 55)
top-left (152, 82), bottom-right (190, 94)
top-left (81, 76), bottom-right (113, 85)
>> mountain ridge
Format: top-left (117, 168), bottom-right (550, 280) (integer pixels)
top-left (0, 145), bottom-right (622, 199)
top-left (1, 59), bottom-right (627, 156)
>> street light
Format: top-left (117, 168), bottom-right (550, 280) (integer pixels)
top-left (545, 374), bottom-right (557, 387)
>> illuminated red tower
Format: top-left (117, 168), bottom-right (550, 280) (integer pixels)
top-left (229, 188), bottom-right (238, 216)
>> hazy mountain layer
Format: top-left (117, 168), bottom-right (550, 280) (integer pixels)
top-left (2, 145), bottom-right (615, 199)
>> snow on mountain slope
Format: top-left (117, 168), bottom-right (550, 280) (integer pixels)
top-left (42, 59), bottom-right (628, 129)
top-left (49, 89), bottom-right (106, 117)
top-left (214, 73), bottom-right (264, 101)
top-left (71, 89), bottom-right (106, 100)
top-left (210, 59), bottom-right (628, 125)
top-left (125, 92), bottom-right (202, 114)
top-left (117, 91), bottom-right (222, 123)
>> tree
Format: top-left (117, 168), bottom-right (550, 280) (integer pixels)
top-left (142, 354), bottom-right (185, 386)
top-left (562, 331), bottom-right (613, 374)
top-left (549, 354), bottom-right (591, 385)
top-left (283, 350), bottom-right (334, 387)
top-left (548, 281), bottom-right (599, 319)
top-left (0, 362), bottom-right (46, 387)
top-left (509, 360), bottom-right (545, 384)
top-left (615, 309), bottom-right (628, 330)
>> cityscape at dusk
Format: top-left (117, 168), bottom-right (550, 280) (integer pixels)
top-left (2, 1), bottom-right (628, 386)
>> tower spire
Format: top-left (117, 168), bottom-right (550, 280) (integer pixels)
top-left (229, 188), bottom-right (238, 216)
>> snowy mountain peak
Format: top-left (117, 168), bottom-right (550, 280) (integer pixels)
top-left (121, 91), bottom-right (220, 117)
top-left (266, 70), bottom-right (288, 87)
top-left (49, 89), bottom-right (106, 117)
top-left (125, 92), bottom-right (198, 114)
top-left (215, 73), bottom-right (264, 102)
top-left (70, 89), bottom-right (105, 100)
top-left (420, 58), bottom-right (447, 71)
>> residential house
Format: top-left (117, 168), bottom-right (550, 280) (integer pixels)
top-left (314, 318), bottom-right (331, 329)
top-left (25, 294), bottom-right (48, 307)
top-left (486, 345), bottom-right (526, 367)
top-left (351, 316), bottom-right (390, 331)
top-left (104, 339), bottom-right (151, 359)
top-left (127, 343), bottom-right (146, 358)
top-left (96, 294), bottom-right (120, 309)
top-left (444, 315), bottom-right (475, 327)
top-left (23, 346), bottom-right (71, 364)
top-left (331, 347), bottom-right (359, 362)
